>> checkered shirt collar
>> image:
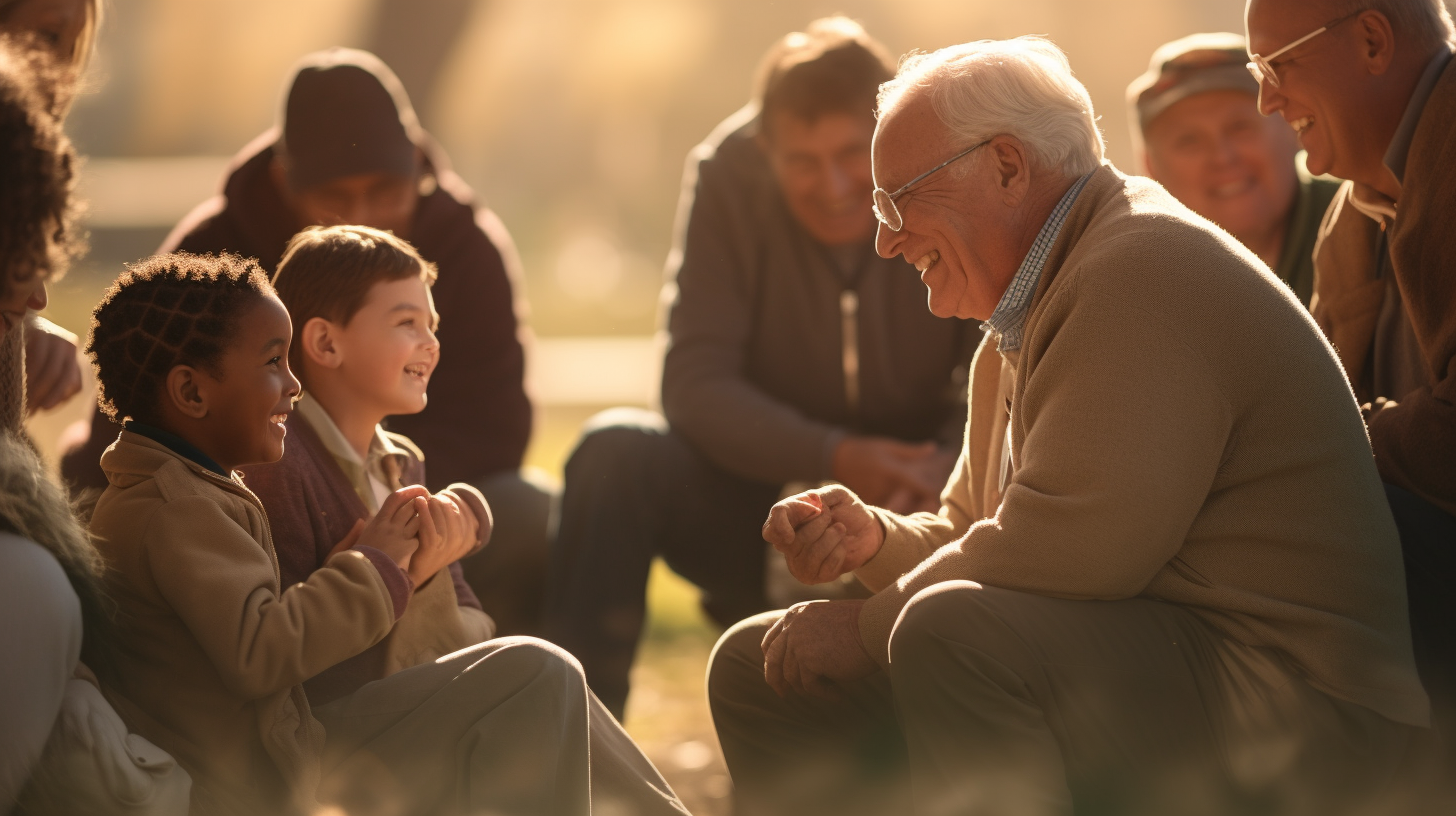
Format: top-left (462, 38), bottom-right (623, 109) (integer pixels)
top-left (982, 170), bottom-right (1094, 352)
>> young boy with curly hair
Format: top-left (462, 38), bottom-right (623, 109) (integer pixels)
top-left (245, 225), bottom-right (494, 705)
top-left (85, 253), bottom-right (688, 816)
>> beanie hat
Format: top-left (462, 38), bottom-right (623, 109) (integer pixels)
top-left (279, 48), bottom-right (421, 190)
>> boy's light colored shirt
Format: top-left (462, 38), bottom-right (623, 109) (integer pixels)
top-left (294, 393), bottom-right (413, 512)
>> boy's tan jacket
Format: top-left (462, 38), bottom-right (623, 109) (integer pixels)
top-left (855, 166), bottom-right (1429, 729)
top-left (90, 431), bottom-right (399, 815)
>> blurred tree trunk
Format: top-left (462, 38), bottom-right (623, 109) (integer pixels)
top-left (365, 0), bottom-right (478, 128)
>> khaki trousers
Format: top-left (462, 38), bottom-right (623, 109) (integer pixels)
top-left (315, 636), bottom-right (688, 816)
top-left (709, 581), bottom-right (1412, 816)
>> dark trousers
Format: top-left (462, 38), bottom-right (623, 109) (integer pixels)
top-left (545, 408), bottom-right (780, 718)
top-left (1386, 482), bottom-right (1456, 763)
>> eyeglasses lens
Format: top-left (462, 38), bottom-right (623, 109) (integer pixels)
top-left (872, 189), bottom-right (902, 232)
top-left (1247, 57), bottom-right (1279, 88)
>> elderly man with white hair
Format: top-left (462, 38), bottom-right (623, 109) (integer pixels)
top-left (707, 36), bottom-right (1428, 816)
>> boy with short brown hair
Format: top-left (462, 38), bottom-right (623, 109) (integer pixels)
top-left (246, 224), bottom-right (494, 704)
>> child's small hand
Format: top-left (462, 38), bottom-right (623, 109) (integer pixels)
top-left (437, 486), bottom-right (483, 549)
top-left (356, 486), bottom-right (429, 569)
top-left (405, 492), bottom-right (477, 587)
top-left (442, 485), bottom-right (492, 551)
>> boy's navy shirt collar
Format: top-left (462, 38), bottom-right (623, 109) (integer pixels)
top-left (123, 420), bottom-right (230, 477)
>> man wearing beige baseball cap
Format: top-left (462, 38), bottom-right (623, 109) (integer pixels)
top-left (1128, 32), bottom-right (1338, 306)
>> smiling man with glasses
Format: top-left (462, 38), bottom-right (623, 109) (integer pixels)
top-left (709, 34), bottom-right (1427, 816)
top-left (545, 18), bottom-right (979, 722)
top-left (1247, 0), bottom-right (1456, 763)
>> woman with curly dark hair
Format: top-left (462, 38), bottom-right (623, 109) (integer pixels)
top-left (0, 29), bottom-right (88, 809)
top-left (0, 33), bottom-right (188, 816)
top-left (0, 0), bottom-right (98, 70)
top-left (0, 0), bottom-right (99, 414)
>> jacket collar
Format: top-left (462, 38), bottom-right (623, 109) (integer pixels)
top-left (1344, 47), bottom-right (1454, 227)
top-left (1384, 44), bottom-right (1453, 188)
top-left (122, 420), bottom-right (228, 477)
top-left (1024, 163), bottom-right (1124, 315)
top-left (100, 430), bottom-right (254, 499)
top-left (292, 393), bottom-right (411, 511)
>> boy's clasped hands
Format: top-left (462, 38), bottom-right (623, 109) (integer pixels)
top-left (333, 486), bottom-right (491, 587)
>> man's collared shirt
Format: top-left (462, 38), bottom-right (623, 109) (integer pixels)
top-left (982, 170), bottom-right (1095, 353)
top-left (1348, 43), bottom-right (1454, 224)
top-left (294, 393), bottom-right (412, 512)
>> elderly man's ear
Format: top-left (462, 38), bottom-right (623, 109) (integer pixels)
top-left (1353, 11), bottom-right (1396, 73)
top-left (987, 135), bottom-right (1033, 204)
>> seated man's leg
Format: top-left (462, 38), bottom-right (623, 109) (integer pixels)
top-left (1385, 482), bottom-right (1456, 762)
top-left (461, 467), bottom-right (556, 636)
top-left (708, 612), bottom-right (908, 816)
top-left (889, 581), bottom-right (1412, 816)
top-left (315, 636), bottom-right (687, 816)
top-left (545, 407), bottom-right (777, 719)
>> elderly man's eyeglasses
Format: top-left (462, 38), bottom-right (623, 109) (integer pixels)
top-left (872, 139), bottom-right (991, 232)
top-left (1246, 9), bottom-right (1362, 89)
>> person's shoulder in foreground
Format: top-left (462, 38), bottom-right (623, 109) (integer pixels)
top-left (83, 251), bottom-right (421, 814)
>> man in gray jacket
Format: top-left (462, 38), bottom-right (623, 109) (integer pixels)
top-left (545, 17), bottom-right (979, 718)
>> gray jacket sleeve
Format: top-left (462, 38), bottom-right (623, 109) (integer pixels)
top-left (0, 535), bottom-right (81, 809)
top-left (659, 128), bottom-right (841, 486)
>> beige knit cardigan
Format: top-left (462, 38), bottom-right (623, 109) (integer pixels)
top-left (855, 166), bottom-right (1429, 728)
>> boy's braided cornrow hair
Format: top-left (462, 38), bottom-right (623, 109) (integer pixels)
top-left (87, 252), bottom-right (275, 423)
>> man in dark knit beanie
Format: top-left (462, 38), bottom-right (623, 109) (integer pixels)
top-left (62, 48), bottom-right (551, 636)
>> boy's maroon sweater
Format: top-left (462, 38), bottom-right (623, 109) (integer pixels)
top-left (243, 411), bottom-right (482, 704)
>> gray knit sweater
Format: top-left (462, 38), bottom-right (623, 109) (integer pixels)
top-left (660, 106), bottom-right (980, 485)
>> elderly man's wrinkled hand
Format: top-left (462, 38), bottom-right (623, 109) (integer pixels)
top-left (761, 600), bottom-right (877, 699)
top-left (762, 486), bottom-right (885, 585)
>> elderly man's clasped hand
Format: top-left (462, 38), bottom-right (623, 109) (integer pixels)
top-left (762, 485), bottom-right (886, 585)
top-left (761, 599), bottom-right (877, 699)
top-left (759, 486), bottom-right (887, 698)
